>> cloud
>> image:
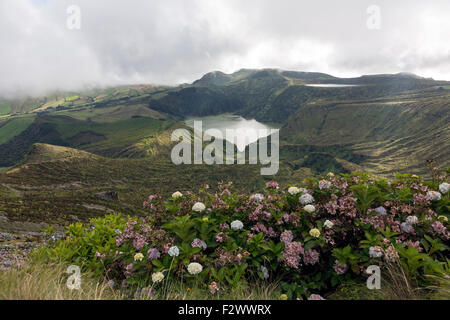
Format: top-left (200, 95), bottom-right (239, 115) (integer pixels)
top-left (1, 0), bottom-right (450, 96)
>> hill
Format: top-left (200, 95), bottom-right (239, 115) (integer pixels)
top-left (0, 141), bottom-right (281, 226)
top-left (20, 143), bottom-right (100, 164)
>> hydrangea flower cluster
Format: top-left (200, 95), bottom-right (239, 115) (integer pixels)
top-left (288, 186), bottom-right (301, 195)
top-left (230, 220), bottom-right (244, 231)
top-left (152, 272), bottom-right (164, 283)
top-left (191, 238), bottom-right (207, 250)
top-left (304, 205), bottom-right (315, 213)
top-left (192, 202), bottom-right (206, 213)
top-left (299, 193), bottom-right (314, 205)
top-left (147, 248), bottom-right (161, 260)
top-left (333, 260), bottom-right (349, 275)
top-left (172, 191), bottom-right (183, 199)
top-left (167, 246), bottom-right (179, 257)
top-left (369, 246), bottom-right (383, 258)
top-left (187, 262), bottom-right (203, 275)
top-left (43, 174), bottom-right (449, 300)
top-left (439, 182), bottom-right (450, 194)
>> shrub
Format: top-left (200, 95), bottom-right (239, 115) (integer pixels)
top-left (38, 173), bottom-right (449, 299)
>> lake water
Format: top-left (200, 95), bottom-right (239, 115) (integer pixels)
top-left (185, 114), bottom-right (280, 151)
top-left (305, 84), bottom-right (360, 87)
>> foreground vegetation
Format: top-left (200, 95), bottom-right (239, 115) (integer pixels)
top-left (1, 260), bottom-right (448, 300)
top-left (0, 262), bottom-right (122, 300)
top-left (8, 171), bottom-right (445, 300)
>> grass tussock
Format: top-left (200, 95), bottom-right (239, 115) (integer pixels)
top-left (381, 261), bottom-right (450, 300)
top-left (425, 274), bottom-right (450, 300)
top-left (0, 262), bottom-right (123, 300)
top-left (330, 261), bottom-right (450, 300)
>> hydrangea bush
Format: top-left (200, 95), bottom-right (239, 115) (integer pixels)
top-left (38, 173), bottom-right (450, 299)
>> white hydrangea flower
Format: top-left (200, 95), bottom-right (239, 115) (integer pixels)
top-left (288, 187), bottom-right (301, 195)
top-left (426, 191), bottom-right (442, 201)
top-left (401, 222), bottom-right (414, 234)
top-left (299, 188), bottom-right (308, 194)
top-left (406, 216), bottom-right (419, 225)
top-left (134, 253), bottom-right (144, 262)
top-left (439, 182), bottom-right (450, 194)
top-left (319, 180), bottom-right (332, 190)
top-left (172, 191), bottom-right (183, 199)
top-left (304, 204), bottom-right (315, 213)
top-left (374, 206), bottom-right (387, 216)
top-left (260, 266), bottom-right (269, 279)
top-left (230, 220), bottom-right (244, 231)
top-left (192, 202), bottom-right (206, 212)
top-left (309, 228), bottom-right (320, 238)
top-left (299, 193), bottom-right (315, 205)
top-left (369, 246), bottom-right (383, 258)
top-left (187, 262), bottom-right (203, 275)
top-left (308, 294), bottom-right (325, 300)
top-left (168, 246), bottom-right (180, 257)
top-left (324, 220), bottom-right (334, 229)
top-left (152, 272), bottom-right (164, 283)
top-left (250, 193), bottom-right (265, 202)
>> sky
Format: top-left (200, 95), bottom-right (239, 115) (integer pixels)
top-left (1, 0), bottom-right (450, 96)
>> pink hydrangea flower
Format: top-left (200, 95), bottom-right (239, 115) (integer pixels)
top-left (280, 230), bottom-right (294, 243)
top-left (265, 181), bottom-right (279, 189)
top-left (333, 260), bottom-right (348, 275)
top-left (282, 241), bottom-right (304, 269)
top-left (304, 249), bottom-right (320, 265)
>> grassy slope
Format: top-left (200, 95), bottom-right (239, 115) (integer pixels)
top-left (0, 101), bottom-right (11, 115)
top-left (56, 104), bottom-right (166, 122)
top-left (1, 85), bottom-right (169, 115)
top-left (0, 112), bottom-right (178, 167)
top-left (45, 116), bottom-right (176, 155)
top-left (0, 142), bottom-right (288, 225)
top-left (0, 115), bottom-right (36, 144)
top-left (280, 90), bottom-right (450, 175)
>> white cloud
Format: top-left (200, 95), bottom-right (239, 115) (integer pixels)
top-left (1, 0), bottom-right (450, 96)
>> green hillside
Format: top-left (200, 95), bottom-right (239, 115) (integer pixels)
top-left (0, 143), bottom-right (280, 224)
top-left (280, 90), bottom-right (450, 174)
top-left (0, 101), bottom-right (11, 115)
top-left (0, 115), bottom-right (177, 166)
top-left (0, 115), bottom-right (35, 144)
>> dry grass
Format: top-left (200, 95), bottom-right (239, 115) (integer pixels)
top-left (379, 260), bottom-right (422, 299)
top-left (2, 259), bottom-right (447, 300)
top-left (425, 274), bottom-right (450, 300)
top-left (146, 279), bottom-right (282, 300)
top-left (0, 263), bottom-right (123, 300)
top-left (330, 261), bottom-right (450, 300)
top-left (373, 260), bottom-right (449, 300)
top-left (0, 260), bottom-right (282, 300)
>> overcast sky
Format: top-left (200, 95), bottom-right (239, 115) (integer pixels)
top-left (1, 0), bottom-right (450, 96)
